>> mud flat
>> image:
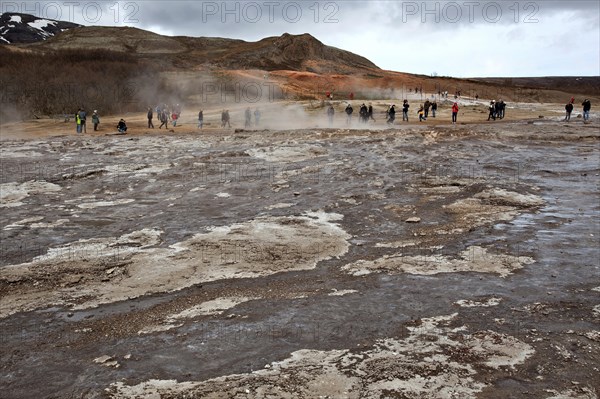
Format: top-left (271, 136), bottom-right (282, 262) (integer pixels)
top-left (1, 116), bottom-right (599, 398)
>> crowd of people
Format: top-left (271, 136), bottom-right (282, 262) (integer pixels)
top-left (343, 99), bottom-right (447, 125)
top-left (74, 108), bottom-right (101, 133)
top-left (149, 104), bottom-right (183, 129)
top-left (487, 100), bottom-right (506, 121)
top-left (565, 98), bottom-right (592, 122)
top-left (244, 107), bottom-right (261, 128)
top-left (73, 96), bottom-right (592, 134)
top-left (358, 103), bottom-right (376, 123)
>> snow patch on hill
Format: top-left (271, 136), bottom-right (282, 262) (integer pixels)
top-left (0, 12), bottom-right (80, 43)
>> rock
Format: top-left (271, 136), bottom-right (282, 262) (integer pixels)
top-left (123, 354), bottom-right (132, 360)
top-left (405, 217), bottom-right (421, 223)
top-left (94, 355), bottom-right (113, 364)
top-left (94, 355), bottom-right (120, 368)
top-left (63, 274), bottom-right (83, 284)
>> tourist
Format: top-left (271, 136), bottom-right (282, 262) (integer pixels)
top-left (92, 110), bottom-right (100, 131)
top-left (147, 107), bottom-right (154, 128)
top-left (402, 100), bottom-right (409, 121)
top-left (582, 99), bottom-right (591, 121)
top-left (565, 101), bottom-right (574, 121)
top-left (345, 103), bottom-right (353, 125)
top-left (452, 102), bottom-right (459, 124)
top-left (198, 109), bottom-right (204, 129)
top-left (117, 119), bottom-right (127, 133)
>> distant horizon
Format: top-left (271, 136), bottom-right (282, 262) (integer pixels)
top-left (1, 1), bottom-right (599, 77)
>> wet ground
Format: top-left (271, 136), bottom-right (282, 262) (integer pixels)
top-left (1, 117), bottom-right (599, 398)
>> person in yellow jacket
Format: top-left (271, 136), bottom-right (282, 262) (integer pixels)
top-left (418, 105), bottom-right (426, 122)
top-left (75, 108), bottom-right (82, 134)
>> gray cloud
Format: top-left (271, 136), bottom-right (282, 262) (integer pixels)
top-left (4, 1), bottom-right (598, 32)
top-left (2, 1), bottom-right (598, 76)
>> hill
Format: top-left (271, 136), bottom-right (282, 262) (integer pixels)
top-left (26, 26), bottom-right (378, 73)
top-left (470, 76), bottom-right (600, 98)
top-left (0, 12), bottom-right (80, 43)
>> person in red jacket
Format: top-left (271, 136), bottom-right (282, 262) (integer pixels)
top-left (451, 102), bottom-right (459, 124)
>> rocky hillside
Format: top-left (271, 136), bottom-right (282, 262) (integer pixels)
top-left (215, 33), bottom-right (378, 72)
top-left (25, 25), bottom-right (378, 73)
top-left (0, 12), bottom-right (80, 43)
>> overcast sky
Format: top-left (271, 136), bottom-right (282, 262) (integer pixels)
top-left (5, 1), bottom-right (600, 77)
